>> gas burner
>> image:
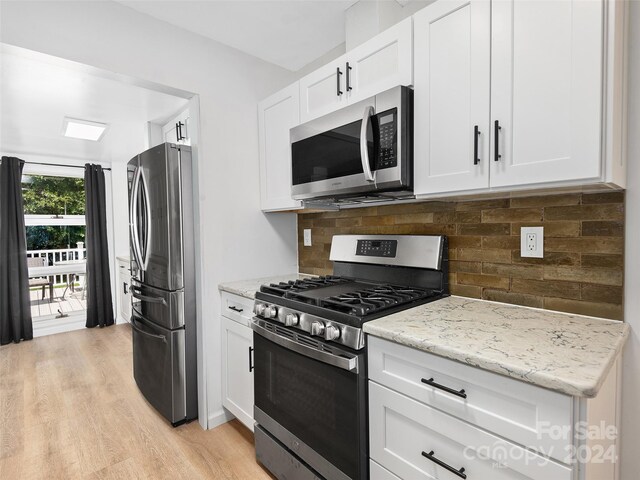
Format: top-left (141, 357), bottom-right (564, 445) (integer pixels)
top-left (320, 285), bottom-right (432, 316)
top-left (261, 276), bottom-right (349, 297)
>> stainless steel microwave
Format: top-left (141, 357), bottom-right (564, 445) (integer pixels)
top-left (291, 86), bottom-right (413, 201)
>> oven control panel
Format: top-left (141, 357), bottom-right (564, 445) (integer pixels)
top-left (356, 239), bottom-right (397, 258)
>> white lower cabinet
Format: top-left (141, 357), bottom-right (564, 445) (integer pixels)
top-left (370, 382), bottom-right (571, 480)
top-left (117, 257), bottom-right (131, 323)
top-left (221, 292), bottom-right (255, 431)
top-left (368, 336), bottom-right (620, 480)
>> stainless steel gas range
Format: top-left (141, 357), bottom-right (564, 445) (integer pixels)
top-left (251, 235), bottom-right (449, 480)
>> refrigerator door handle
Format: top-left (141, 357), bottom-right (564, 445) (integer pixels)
top-left (139, 168), bottom-right (152, 270)
top-left (130, 286), bottom-right (167, 305)
top-left (131, 316), bottom-right (167, 344)
top-left (129, 166), bottom-right (144, 270)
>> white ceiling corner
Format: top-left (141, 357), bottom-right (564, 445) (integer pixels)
top-left (115, 0), bottom-right (358, 71)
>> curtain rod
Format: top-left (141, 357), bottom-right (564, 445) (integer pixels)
top-left (24, 161), bottom-right (111, 172)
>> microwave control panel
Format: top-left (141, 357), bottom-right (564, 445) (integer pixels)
top-left (376, 109), bottom-right (397, 170)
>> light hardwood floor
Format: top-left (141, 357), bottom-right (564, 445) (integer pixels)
top-left (0, 324), bottom-right (274, 479)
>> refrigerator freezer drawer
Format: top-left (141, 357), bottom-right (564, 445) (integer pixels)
top-left (132, 311), bottom-right (187, 425)
top-left (130, 278), bottom-right (185, 330)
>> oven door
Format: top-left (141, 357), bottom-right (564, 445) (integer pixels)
top-left (252, 319), bottom-right (367, 480)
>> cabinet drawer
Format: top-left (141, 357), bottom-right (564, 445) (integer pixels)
top-left (221, 291), bottom-right (254, 326)
top-left (369, 382), bottom-right (572, 480)
top-left (368, 336), bottom-right (572, 462)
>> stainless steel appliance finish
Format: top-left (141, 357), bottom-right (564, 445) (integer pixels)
top-left (291, 86), bottom-right (413, 200)
top-left (254, 425), bottom-right (323, 480)
top-left (253, 235), bottom-right (449, 480)
top-left (128, 143), bottom-right (197, 426)
top-left (330, 234), bottom-right (444, 270)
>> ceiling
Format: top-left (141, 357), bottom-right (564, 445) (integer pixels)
top-left (1, 47), bottom-right (190, 164)
top-left (116, 0), bottom-right (357, 71)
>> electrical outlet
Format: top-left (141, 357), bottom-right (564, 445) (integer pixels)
top-left (303, 229), bottom-right (312, 247)
top-left (521, 227), bottom-right (544, 258)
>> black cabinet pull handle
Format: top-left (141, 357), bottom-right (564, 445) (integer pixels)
top-left (177, 121), bottom-right (185, 141)
top-left (228, 305), bottom-right (243, 313)
top-left (494, 120), bottom-right (502, 162)
top-left (421, 377), bottom-right (467, 399)
top-left (473, 125), bottom-right (481, 165)
top-left (346, 62), bottom-right (352, 91)
top-left (422, 451), bottom-right (467, 479)
top-left (249, 346), bottom-right (254, 372)
top-left (123, 283), bottom-right (128, 295)
top-left (336, 67), bottom-right (343, 96)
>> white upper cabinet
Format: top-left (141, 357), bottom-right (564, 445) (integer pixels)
top-left (347, 17), bottom-right (413, 105)
top-left (258, 84), bottom-right (303, 212)
top-left (414, 0), bottom-right (626, 198)
top-left (490, 0), bottom-right (604, 188)
top-left (299, 54), bottom-right (349, 124)
top-left (413, 0), bottom-right (491, 196)
top-left (299, 19), bottom-right (413, 124)
top-left (162, 108), bottom-right (191, 146)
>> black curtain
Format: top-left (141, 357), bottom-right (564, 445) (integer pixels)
top-left (0, 157), bottom-right (33, 345)
top-left (84, 164), bottom-right (114, 328)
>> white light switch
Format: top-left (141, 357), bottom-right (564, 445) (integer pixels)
top-left (520, 226), bottom-right (544, 258)
top-left (303, 229), bottom-right (312, 247)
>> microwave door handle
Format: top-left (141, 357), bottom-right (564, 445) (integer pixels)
top-left (129, 167), bottom-right (144, 270)
top-left (360, 106), bottom-right (376, 183)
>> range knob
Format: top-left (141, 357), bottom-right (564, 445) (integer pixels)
top-left (254, 303), bottom-right (267, 316)
top-left (284, 313), bottom-right (299, 327)
top-left (324, 325), bottom-right (341, 341)
top-left (264, 305), bottom-right (278, 319)
top-left (310, 321), bottom-right (325, 337)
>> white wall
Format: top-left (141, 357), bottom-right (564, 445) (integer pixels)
top-left (0, 0), bottom-right (299, 429)
top-left (621, 2), bottom-right (640, 479)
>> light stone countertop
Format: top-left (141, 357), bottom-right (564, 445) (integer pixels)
top-left (218, 274), bottom-right (315, 300)
top-left (363, 295), bottom-right (630, 398)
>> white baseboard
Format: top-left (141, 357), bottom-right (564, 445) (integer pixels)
top-left (208, 408), bottom-right (234, 430)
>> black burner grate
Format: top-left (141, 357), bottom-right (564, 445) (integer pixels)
top-left (320, 285), bottom-right (433, 316)
top-left (260, 276), bottom-right (350, 297)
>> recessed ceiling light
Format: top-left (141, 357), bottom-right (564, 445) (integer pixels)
top-left (62, 117), bottom-right (108, 141)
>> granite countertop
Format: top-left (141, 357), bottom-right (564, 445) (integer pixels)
top-left (218, 273), bottom-right (314, 300)
top-left (363, 296), bottom-right (630, 398)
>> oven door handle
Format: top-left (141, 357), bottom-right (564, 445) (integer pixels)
top-left (251, 320), bottom-right (359, 373)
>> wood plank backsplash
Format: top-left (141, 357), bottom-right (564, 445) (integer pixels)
top-left (297, 192), bottom-right (625, 320)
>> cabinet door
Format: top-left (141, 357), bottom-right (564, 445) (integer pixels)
top-left (258, 84), bottom-right (303, 211)
top-left (162, 109), bottom-right (191, 146)
top-left (490, 0), bottom-right (603, 187)
top-left (413, 0), bottom-right (491, 196)
top-left (119, 273), bottom-right (131, 322)
top-left (299, 55), bottom-right (348, 123)
top-left (347, 17), bottom-right (413, 105)
top-left (221, 316), bottom-right (254, 430)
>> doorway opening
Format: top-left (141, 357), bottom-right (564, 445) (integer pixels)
top-left (23, 171), bottom-right (87, 320)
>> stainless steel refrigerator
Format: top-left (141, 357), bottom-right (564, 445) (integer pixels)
top-left (127, 142), bottom-right (197, 426)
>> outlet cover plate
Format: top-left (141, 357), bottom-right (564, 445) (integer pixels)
top-left (303, 229), bottom-right (312, 247)
top-left (520, 226), bottom-right (544, 258)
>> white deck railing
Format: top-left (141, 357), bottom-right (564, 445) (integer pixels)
top-left (27, 248), bottom-right (87, 284)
